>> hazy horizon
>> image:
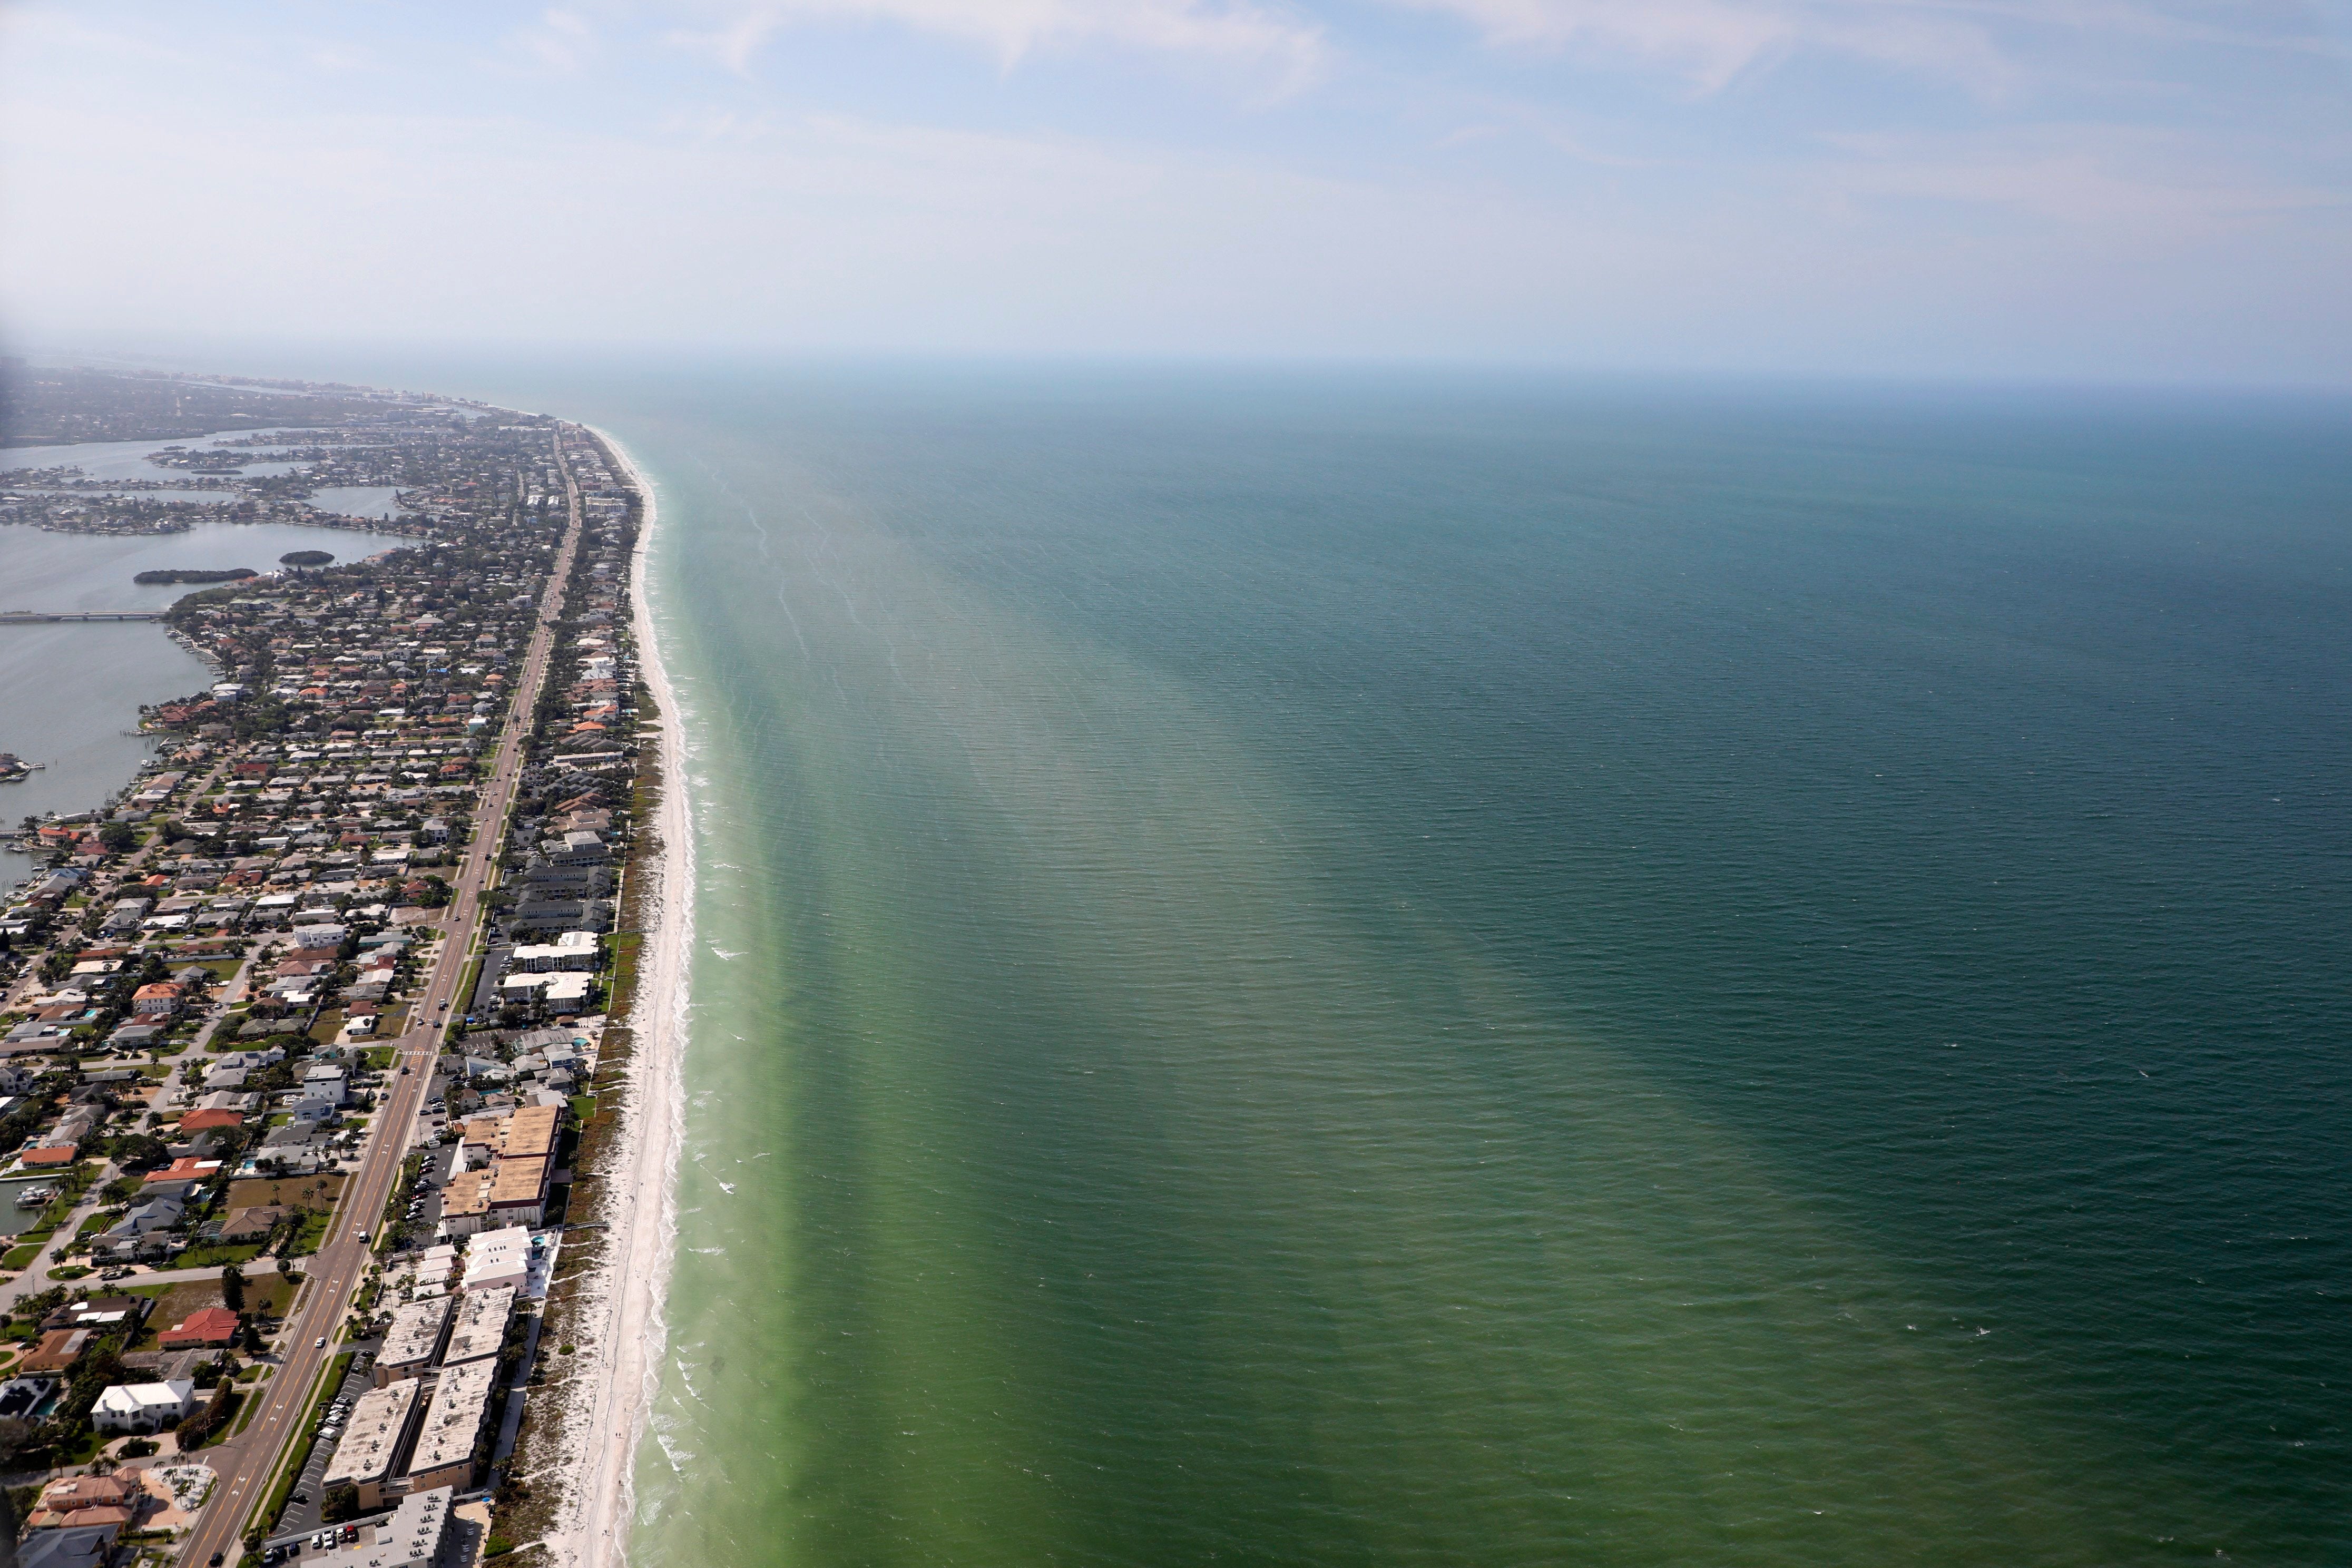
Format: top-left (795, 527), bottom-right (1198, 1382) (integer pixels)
top-left (5, 2), bottom-right (2349, 386)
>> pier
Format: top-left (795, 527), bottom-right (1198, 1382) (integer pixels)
top-left (0, 610), bottom-right (166, 623)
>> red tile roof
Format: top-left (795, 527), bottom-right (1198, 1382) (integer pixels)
top-left (159, 1306), bottom-right (240, 1347)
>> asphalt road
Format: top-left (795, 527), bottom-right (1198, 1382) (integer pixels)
top-left (175, 430), bottom-right (587, 1568)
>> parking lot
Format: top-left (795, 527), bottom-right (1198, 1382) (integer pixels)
top-left (271, 1358), bottom-right (376, 1543)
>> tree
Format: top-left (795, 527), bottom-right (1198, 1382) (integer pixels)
top-left (96, 821), bottom-right (136, 854)
top-left (0, 1414), bottom-right (34, 1469)
top-left (322, 1482), bottom-right (361, 1524)
top-left (110, 1133), bottom-right (169, 1172)
top-left (219, 1263), bottom-right (246, 1313)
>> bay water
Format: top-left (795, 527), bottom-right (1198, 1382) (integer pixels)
top-left (0, 507), bottom-right (424, 891)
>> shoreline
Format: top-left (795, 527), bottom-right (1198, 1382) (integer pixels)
top-left (544, 424), bottom-right (694, 1568)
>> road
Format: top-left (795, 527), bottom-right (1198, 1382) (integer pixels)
top-left (176, 430), bottom-right (587, 1568)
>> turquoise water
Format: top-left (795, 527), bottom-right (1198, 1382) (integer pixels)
top-left (595, 370), bottom-right (2349, 1566)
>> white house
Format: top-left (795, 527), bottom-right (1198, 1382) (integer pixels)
top-left (92, 1379), bottom-right (197, 1433)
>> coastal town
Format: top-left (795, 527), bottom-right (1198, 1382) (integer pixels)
top-left (0, 367), bottom-right (665, 1568)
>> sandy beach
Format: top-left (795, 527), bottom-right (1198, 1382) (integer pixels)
top-left (541, 425), bottom-right (693, 1568)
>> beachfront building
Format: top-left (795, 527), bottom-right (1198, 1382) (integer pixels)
top-left (348, 1485), bottom-right (456, 1568)
top-left (323, 1377), bottom-right (426, 1511)
top-left (442, 1108), bottom-right (561, 1235)
top-left (405, 1242), bottom-right (461, 1294)
top-left (376, 1295), bottom-right (455, 1387)
top-left (510, 930), bottom-right (598, 972)
top-left (464, 1227), bottom-right (532, 1293)
top-left (485, 1157), bottom-right (550, 1228)
top-left (437, 1168), bottom-right (493, 1236)
top-left (403, 1360), bottom-right (499, 1495)
top-left (441, 1285), bottom-right (515, 1368)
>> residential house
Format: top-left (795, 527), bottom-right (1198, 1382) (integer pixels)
top-left (21, 1328), bottom-right (92, 1375)
top-left (141, 1158), bottom-right (222, 1199)
top-left (215, 1204), bottom-right (287, 1242)
top-left (130, 982), bottom-right (183, 1018)
top-left (91, 1379), bottom-right (197, 1432)
top-left (158, 1307), bottom-right (240, 1350)
top-left (17, 1523), bottom-right (125, 1567)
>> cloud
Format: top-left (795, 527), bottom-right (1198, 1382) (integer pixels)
top-left (663, 0), bottom-right (1325, 90)
top-left (1819, 123), bottom-right (2352, 233)
top-left (1387, 0), bottom-right (2013, 94)
top-left (1389, 0), bottom-right (2350, 98)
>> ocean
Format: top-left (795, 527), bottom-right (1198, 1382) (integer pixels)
top-left (599, 368), bottom-right (2350, 1566)
top-left (37, 357), bottom-right (2352, 1562)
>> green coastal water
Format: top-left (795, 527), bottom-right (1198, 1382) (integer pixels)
top-left (592, 370), bottom-right (2349, 1566)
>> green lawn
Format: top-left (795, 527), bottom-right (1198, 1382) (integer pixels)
top-left (171, 1240), bottom-right (267, 1269)
top-left (0, 1244), bottom-right (38, 1270)
top-left (52, 1427), bottom-right (107, 1466)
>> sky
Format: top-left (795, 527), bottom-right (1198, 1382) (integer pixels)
top-left (2, 1), bottom-right (2348, 381)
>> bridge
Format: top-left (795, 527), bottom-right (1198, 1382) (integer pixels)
top-left (0, 610), bottom-right (166, 623)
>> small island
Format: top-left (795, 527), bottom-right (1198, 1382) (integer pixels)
top-left (279, 548), bottom-right (334, 567)
top-left (132, 566), bottom-right (258, 584)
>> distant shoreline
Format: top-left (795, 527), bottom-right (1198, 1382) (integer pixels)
top-left (132, 565), bottom-right (255, 584)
